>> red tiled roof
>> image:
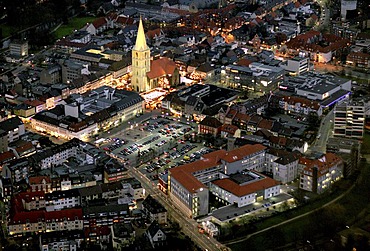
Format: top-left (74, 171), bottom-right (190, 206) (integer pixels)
top-left (29, 176), bottom-right (51, 185)
top-left (237, 58), bottom-right (253, 67)
top-left (221, 144), bottom-right (266, 163)
top-left (270, 12), bottom-right (277, 18)
top-left (11, 210), bottom-right (45, 224)
top-left (170, 150), bottom-right (226, 193)
top-left (107, 12), bottom-right (118, 21)
top-left (199, 116), bottom-right (222, 128)
top-left (55, 38), bottom-right (87, 48)
top-left (257, 119), bottom-right (274, 130)
top-left (256, 128), bottom-right (273, 139)
top-left (311, 14), bottom-right (318, 20)
top-left (294, 1), bottom-right (301, 8)
top-left (286, 31), bottom-right (349, 54)
top-left (24, 99), bottom-right (45, 107)
top-left (254, 17), bottom-right (264, 24)
top-left (212, 173), bottom-right (280, 197)
top-left (147, 57), bottom-right (177, 79)
top-left (0, 151), bottom-right (16, 164)
top-left (220, 124), bottom-right (239, 134)
top-left (92, 17), bottom-right (107, 28)
top-left (10, 208), bottom-right (83, 224)
top-left (15, 142), bottom-right (34, 155)
top-left (115, 16), bottom-right (135, 25)
top-left (270, 136), bottom-right (288, 146)
top-left (348, 52), bottom-right (370, 59)
top-left (281, 96), bottom-right (320, 110)
top-left (170, 144), bottom-right (266, 193)
top-left (170, 169), bottom-right (205, 193)
top-left (45, 208), bottom-right (83, 222)
top-left (233, 112), bottom-right (251, 123)
top-left (18, 191), bottom-right (45, 203)
top-left (146, 28), bottom-right (162, 40)
top-left (299, 153), bottom-right (342, 178)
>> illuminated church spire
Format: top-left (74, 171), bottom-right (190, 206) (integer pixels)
top-left (131, 17), bottom-right (151, 93)
top-left (134, 16), bottom-right (148, 51)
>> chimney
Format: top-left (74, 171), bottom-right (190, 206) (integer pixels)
top-left (104, 88), bottom-right (109, 99)
top-left (109, 89), bottom-right (115, 100)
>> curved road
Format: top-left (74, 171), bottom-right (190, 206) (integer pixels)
top-left (223, 180), bottom-right (356, 246)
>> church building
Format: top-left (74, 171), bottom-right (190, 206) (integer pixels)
top-left (131, 18), bottom-right (179, 93)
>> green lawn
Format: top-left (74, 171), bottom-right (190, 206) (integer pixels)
top-left (54, 16), bottom-right (96, 39)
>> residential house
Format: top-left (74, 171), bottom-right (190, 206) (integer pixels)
top-left (8, 208), bottom-right (83, 235)
top-left (111, 222), bottom-right (135, 249)
top-left (265, 148), bottom-right (300, 183)
top-left (0, 117), bottom-right (25, 143)
top-left (82, 204), bottom-right (129, 243)
top-left (299, 153), bottom-right (343, 193)
top-left (146, 221), bottom-right (167, 249)
top-left (279, 96), bottom-right (323, 117)
top-left (29, 176), bottom-right (52, 193)
top-left (45, 189), bottom-right (81, 212)
top-left (346, 52), bottom-right (370, 68)
top-left (39, 230), bottom-right (84, 251)
top-left (198, 116), bottom-right (222, 136)
top-left (85, 17), bottom-right (109, 35)
top-left (142, 195), bottom-right (167, 225)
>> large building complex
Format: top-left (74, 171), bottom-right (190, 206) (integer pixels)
top-left (31, 86), bottom-right (144, 140)
top-left (222, 62), bottom-right (284, 93)
top-left (168, 144), bottom-right (268, 218)
top-left (210, 171), bottom-right (280, 208)
top-left (279, 72), bottom-right (352, 108)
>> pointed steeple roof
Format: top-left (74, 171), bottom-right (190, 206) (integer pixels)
top-left (134, 17), bottom-right (148, 51)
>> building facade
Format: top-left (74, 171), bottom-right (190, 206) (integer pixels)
top-left (334, 100), bottom-right (366, 139)
top-left (299, 153), bottom-right (343, 194)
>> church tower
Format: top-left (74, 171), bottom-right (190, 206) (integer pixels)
top-left (132, 17), bottom-right (151, 93)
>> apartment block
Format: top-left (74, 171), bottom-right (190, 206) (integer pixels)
top-left (334, 100), bottom-right (366, 139)
top-left (299, 153), bottom-right (343, 194)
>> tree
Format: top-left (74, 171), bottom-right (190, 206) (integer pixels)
top-left (306, 17), bottom-right (316, 27)
top-left (307, 112), bottom-right (320, 130)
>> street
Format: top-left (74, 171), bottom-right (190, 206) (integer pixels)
top-left (98, 109), bottom-right (228, 251)
top-left (309, 109), bottom-right (334, 153)
top-left (114, 158), bottom-right (229, 251)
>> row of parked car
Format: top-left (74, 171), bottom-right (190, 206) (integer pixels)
top-left (102, 138), bottom-right (127, 152)
top-left (145, 158), bottom-right (171, 173)
top-left (120, 143), bottom-right (140, 156)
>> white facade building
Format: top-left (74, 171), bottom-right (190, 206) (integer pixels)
top-left (299, 153), bottom-right (343, 194)
top-left (210, 171), bottom-right (281, 207)
top-left (45, 189), bottom-right (81, 212)
top-left (282, 57), bottom-right (310, 75)
top-left (265, 149), bottom-right (300, 184)
top-left (221, 144), bottom-right (267, 174)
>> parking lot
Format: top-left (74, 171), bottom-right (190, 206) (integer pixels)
top-left (99, 116), bottom-right (213, 180)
